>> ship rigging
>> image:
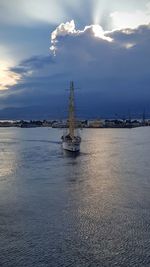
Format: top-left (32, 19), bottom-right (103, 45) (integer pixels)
top-left (61, 81), bottom-right (81, 152)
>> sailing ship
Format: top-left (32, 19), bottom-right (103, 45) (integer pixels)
top-left (61, 81), bottom-right (81, 152)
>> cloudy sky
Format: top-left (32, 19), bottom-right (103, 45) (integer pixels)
top-left (0, 0), bottom-right (150, 119)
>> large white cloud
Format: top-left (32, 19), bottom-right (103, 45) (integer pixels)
top-left (1, 0), bottom-right (149, 72)
top-left (50, 20), bottom-right (113, 55)
top-left (0, 18), bottom-right (150, 116)
top-left (4, 22), bottom-right (150, 92)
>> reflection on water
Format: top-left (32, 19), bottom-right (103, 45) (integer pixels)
top-left (0, 127), bottom-right (150, 267)
top-left (0, 131), bottom-right (19, 177)
top-left (63, 150), bottom-right (80, 158)
top-left (0, 149), bottom-right (16, 177)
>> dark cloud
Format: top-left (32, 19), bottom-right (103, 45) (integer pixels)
top-left (10, 55), bottom-right (54, 74)
top-left (0, 23), bottom-right (150, 118)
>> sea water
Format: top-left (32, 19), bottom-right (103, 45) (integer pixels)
top-left (0, 127), bottom-right (150, 267)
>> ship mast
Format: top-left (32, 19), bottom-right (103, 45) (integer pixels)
top-left (69, 81), bottom-right (75, 138)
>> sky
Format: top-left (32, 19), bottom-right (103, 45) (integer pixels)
top-left (0, 0), bottom-right (150, 119)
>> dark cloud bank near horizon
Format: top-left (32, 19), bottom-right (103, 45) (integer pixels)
top-left (0, 23), bottom-right (150, 119)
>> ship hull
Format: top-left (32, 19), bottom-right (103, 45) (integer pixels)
top-left (62, 141), bottom-right (80, 152)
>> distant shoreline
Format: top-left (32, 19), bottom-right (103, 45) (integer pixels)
top-left (0, 119), bottom-right (149, 129)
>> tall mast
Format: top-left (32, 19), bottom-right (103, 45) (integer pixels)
top-left (69, 81), bottom-right (75, 138)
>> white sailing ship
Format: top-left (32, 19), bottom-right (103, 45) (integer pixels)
top-left (61, 81), bottom-right (81, 152)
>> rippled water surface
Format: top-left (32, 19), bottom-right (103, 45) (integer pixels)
top-left (0, 127), bottom-right (150, 267)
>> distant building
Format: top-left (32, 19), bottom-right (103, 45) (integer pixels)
top-left (52, 120), bottom-right (67, 128)
top-left (87, 119), bottom-right (104, 128)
